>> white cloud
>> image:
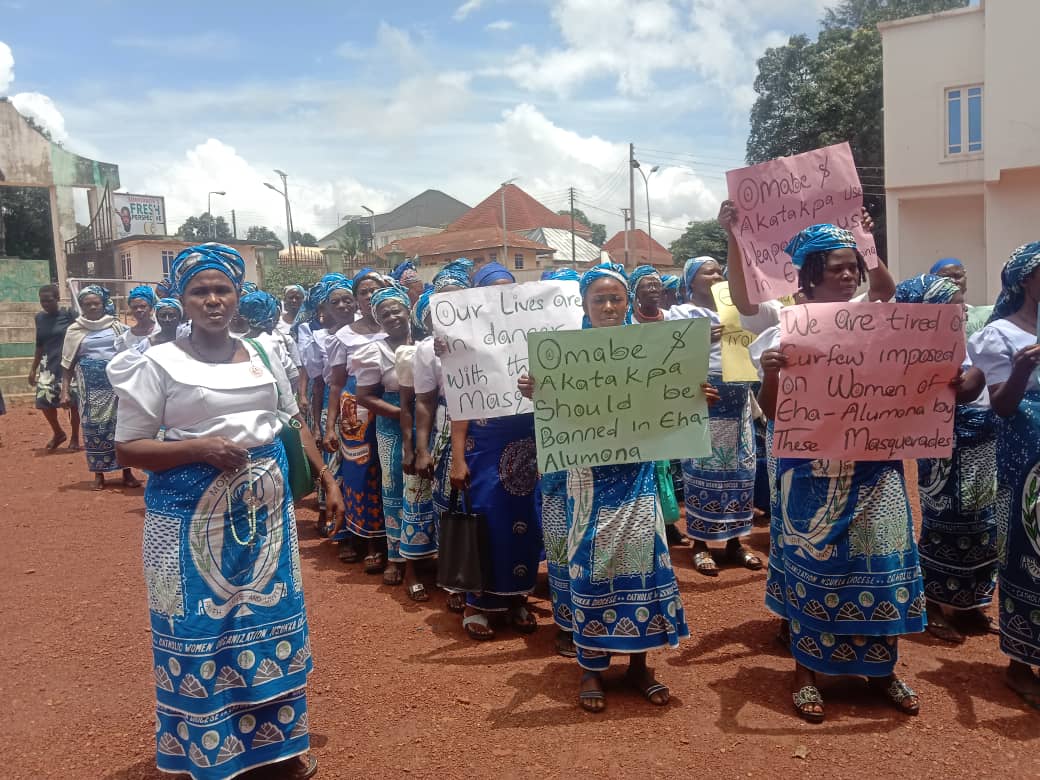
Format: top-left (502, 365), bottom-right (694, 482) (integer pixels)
top-left (485, 20), bottom-right (513, 32)
top-left (453, 0), bottom-right (484, 21)
top-left (10, 92), bottom-right (68, 142)
top-left (0, 41), bottom-right (13, 93)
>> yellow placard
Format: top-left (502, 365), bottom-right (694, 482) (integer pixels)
top-left (711, 281), bottom-right (759, 383)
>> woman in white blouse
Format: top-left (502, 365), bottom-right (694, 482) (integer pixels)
top-left (108, 244), bottom-right (340, 780)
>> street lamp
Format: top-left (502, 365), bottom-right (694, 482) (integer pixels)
top-left (264, 171), bottom-right (295, 261)
top-left (500, 177), bottom-right (518, 269)
top-left (632, 161), bottom-right (660, 264)
top-left (361, 205), bottom-right (375, 266)
top-left (207, 191), bottom-right (225, 239)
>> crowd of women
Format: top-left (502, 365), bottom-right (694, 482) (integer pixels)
top-left (23, 194), bottom-right (1040, 776)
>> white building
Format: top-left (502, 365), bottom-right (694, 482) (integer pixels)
top-left (880, 0), bottom-right (1040, 305)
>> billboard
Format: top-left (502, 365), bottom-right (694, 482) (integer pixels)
top-left (111, 193), bottom-right (167, 237)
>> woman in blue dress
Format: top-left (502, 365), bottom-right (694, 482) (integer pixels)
top-left (59, 284), bottom-right (141, 490)
top-left (894, 274), bottom-right (997, 644)
top-left (753, 224), bottom-right (924, 723)
top-left (520, 262), bottom-right (711, 712)
top-left (448, 262), bottom-right (542, 641)
top-left (968, 242), bottom-right (1040, 710)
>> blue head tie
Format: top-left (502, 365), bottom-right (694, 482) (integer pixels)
top-left (991, 242), bottom-right (1040, 322)
top-left (929, 257), bottom-right (963, 275)
top-left (156, 276), bottom-right (173, 297)
top-left (127, 285), bottom-right (157, 307)
top-left (628, 265), bottom-right (661, 294)
top-left (411, 288), bottom-right (433, 338)
top-left (238, 290), bottom-right (281, 331)
top-left (894, 274), bottom-right (960, 305)
top-left (681, 256), bottom-right (715, 301)
top-left (784, 224), bottom-right (857, 270)
top-left (371, 285), bottom-right (411, 322)
top-left (546, 268), bottom-right (580, 282)
top-left (473, 262), bottom-right (515, 287)
top-left (154, 297), bottom-right (184, 317)
top-left (170, 243), bottom-right (246, 296)
top-left (283, 284), bottom-right (307, 298)
top-left (240, 281), bottom-right (259, 294)
top-left (352, 267), bottom-right (381, 290)
top-left (78, 284), bottom-right (114, 315)
top-left (579, 261), bottom-right (631, 329)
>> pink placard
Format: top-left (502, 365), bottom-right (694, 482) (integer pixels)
top-left (773, 302), bottom-right (965, 461)
top-left (726, 142), bottom-right (878, 305)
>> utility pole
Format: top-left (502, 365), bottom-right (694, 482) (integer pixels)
top-left (628, 142), bottom-right (636, 267)
top-left (621, 207), bottom-right (630, 265)
top-left (569, 186), bottom-right (576, 266)
top-left (231, 209), bottom-right (237, 240)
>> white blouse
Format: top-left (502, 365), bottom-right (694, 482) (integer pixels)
top-left (969, 318), bottom-right (1040, 393)
top-left (253, 331), bottom-right (300, 386)
top-left (114, 325), bottom-right (160, 353)
top-left (412, 337), bottom-right (441, 395)
top-left (107, 340), bottom-right (299, 447)
top-left (302, 327), bottom-right (328, 383)
top-left (664, 304), bottom-right (722, 375)
top-left (352, 340), bottom-right (401, 392)
top-left (328, 327), bottom-right (387, 376)
top-left (395, 345), bottom-right (417, 389)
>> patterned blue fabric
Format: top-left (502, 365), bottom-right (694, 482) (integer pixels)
top-left (78, 284), bottom-right (114, 316)
top-left (410, 288), bottom-right (433, 339)
top-left (661, 274), bottom-right (680, 292)
top-left (371, 286), bottom-right (410, 320)
top-left (333, 375), bottom-right (384, 540)
top-left (628, 265), bottom-right (661, 293)
top-left (473, 262), bottom-right (515, 287)
top-left (433, 258), bottom-right (473, 291)
top-left (77, 356), bottom-right (120, 473)
top-left (157, 276), bottom-right (173, 298)
top-left (894, 274), bottom-right (960, 305)
top-left (991, 241), bottom-right (1040, 322)
top-left (170, 244), bottom-right (246, 296)
top-left (463, 414), bottom-right (542, 612)
top-left (238, 291), bottom-right (280, 332)
top-left (128, 285), bottom-right (157, 306)
top-left (578, 261), bottom-right (631, 328)
top-left (773, 456), bottom-right (926, 676)
top-left (784, 224), bottom-right (857, 270)
top-left (540, 471), bottom-right (573, 630)
top-left (351, 267), bottom-right (379, 289)
top-left (994, 390), bottom-right (1040, 665)
top-left (918, 405), bottom-right (998, 610)
top-left (145, 440), bottom-right (312, 780)
top-left (567, 463), bottom-right (690, 671)
top-left (542, 268), bottom-right (580, 282)
top-left (430, 398), bottom-right (454, 520)
top-left (401, 473), bottom-right (437, 560)
top-left (155, 298), bottom-right (184, 316)
top-left (681, 256), bottom-right (714, 302)
top-left (376, 391), bottom-right (406, 562)
top-left (682, 378), bottom-right (756, 542)
top-left (930, 257), bottom-right (963, 274)
top-left (391, 260), bottom-right (421, 286)
top-left (240, 282), bottom-right (259, 295)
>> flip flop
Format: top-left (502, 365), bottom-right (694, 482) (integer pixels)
top-left (579, 671), bottom-right (606, 713)
top-left (508, 604), bottom-right (538, 634)
top-left (463, 612), bottom-right (495, 641)
top-left (626, 669), bottom-right (669, 706)
top-left (792, 685), bottom-right (825, 723)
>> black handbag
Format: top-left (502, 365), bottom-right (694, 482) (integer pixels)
top-left (245, 338), bottom-right (314, 500)
top-left (436, 490), bottom-right (491, 593)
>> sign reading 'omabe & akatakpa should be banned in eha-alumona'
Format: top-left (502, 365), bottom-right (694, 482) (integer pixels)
top-left (774, 302), bottom-right (965, 461)
top-left (528, 318), bottom-right (712, 474)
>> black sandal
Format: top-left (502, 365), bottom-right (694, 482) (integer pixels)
top-left (792, 685), bottom-right (825, 723)
top-left (555, 630), bottom-right (577, 658)
top-left (870, 677), bottom-right (920, 716)
top-left (626, 668), bottom-right (669, 706)
top-left (364, 553), bottom-right (385, 574)
top-left (508, 604), bottom-right (537, 634)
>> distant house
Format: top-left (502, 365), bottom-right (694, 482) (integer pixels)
top-left (379, 226), bottom-right (555, 282)
top-left (318, 189), bottom-right (470, 252)
top-left (447, 183), bottom-right (593, 240)
top-left (522, 227), bottom-right (602, 268)
top-left (602, 229), bottom-right (674, 269)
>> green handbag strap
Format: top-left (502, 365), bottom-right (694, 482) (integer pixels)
top-left (244, 337), bottom-right (284, 405)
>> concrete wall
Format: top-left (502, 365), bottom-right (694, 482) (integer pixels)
top-left (985, 167), bottom-right (1040, 302)
top-left (112, 240), bottom-right (262, 287)
top-left (0, 258), bottom-right (50, 302)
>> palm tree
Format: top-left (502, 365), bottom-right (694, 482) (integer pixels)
top-left (337, 223), bottom-right (362, 271)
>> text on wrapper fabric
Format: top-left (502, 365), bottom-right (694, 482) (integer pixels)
top-left (528, 318), bottom-right (712, 473)
top-left (430, 280), bottom-right (583, 421)
top-left (773, 302), bottom-right (965, 461)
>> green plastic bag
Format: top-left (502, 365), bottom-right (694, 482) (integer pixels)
top-left (655, 461), bottom-right (680, 525)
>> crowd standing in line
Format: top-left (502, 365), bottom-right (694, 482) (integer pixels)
top-left (14, 192), bottom-right (1035, 777)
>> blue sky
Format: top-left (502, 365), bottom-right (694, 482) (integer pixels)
top-left (1, 0), bottom-right (835, 242)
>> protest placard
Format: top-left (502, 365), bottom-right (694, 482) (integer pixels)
top-left (726, 141), bottom-right (878, 305)
top-left (528, 319), bottom-right (712, 474)
top-left (773, 302), bottom-right (965, 461)
top-left (711, 281), bottom-right (759, 383)
top-left (430, 280), bottom-right (583, 420)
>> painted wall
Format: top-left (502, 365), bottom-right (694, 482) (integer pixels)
top-left (111, 240), bottom-right (263, 287)
top-left (0, 258), bottom-right (50, 302)
top-left (985, 168), bottom-right (1040, 302)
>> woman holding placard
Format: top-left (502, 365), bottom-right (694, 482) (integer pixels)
top-left (448, 263), bottom-right (542, 641)
top-left (895, 275), bottom-right (995, 645)
top-left (664, 256), bottom-right (761, 576)
top-left (751, 224), bottom-right (924, 724)
top-left (518, 262), bottom-right (718, 713)
top-left (968, 242), bottom-right (1040, 710)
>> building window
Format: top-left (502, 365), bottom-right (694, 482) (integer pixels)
top-left (514, 253), bottom-right (524, 270)
top-left (120, 251), bottom-right (133, 279)
top-left (161, 250), bottom-right (175, 276)
top-left (946, 85), bottom-right (983, 156)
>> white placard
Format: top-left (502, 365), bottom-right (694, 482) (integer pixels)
top-left (431, 280), bottom-right (583, 420)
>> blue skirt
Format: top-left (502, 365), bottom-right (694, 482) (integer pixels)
top-left (464, 414), bottom-right (542, 611)
top-left (333, 377), bottom-right (384, 540)
top-left (401, 400), bottom-right (437, 560)
top-left (376, 391), bottom-right (405, 562)
top-left (994, 390), bottom-right (1040, 665)
top-left (776, 456), bottom-right (926, 677)
top-left (540, 471), bottom-right (572, 630)
top-left (918, 405), bottom-right (998, 610)
top-left (682, 377), bottom-right (756, 542)
top-left (78, 356), bottom-right (120, 473)
top-left (144, 440), bottom-right (312, 780)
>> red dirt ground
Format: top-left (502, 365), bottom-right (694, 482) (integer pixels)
top-left (2, 406), bottom-right (1038, 779)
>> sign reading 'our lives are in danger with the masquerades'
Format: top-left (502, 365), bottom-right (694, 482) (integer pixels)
top-left (430, 280), bottom-right (583, 421)
top-left (726, 141), bottom-right (878, 306)
top-left (528, 319), bottom-right (712, 474)
top-left (774, 302), bottom-right (965, 461)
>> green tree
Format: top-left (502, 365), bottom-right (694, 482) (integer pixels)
top-left (0, 187), bottom-right (55, 260)
top-left (261, 264), bottom-right (323, 295)
top-left (669, 219), bottom-right (728, 267)
top-left (336, 222), bottom-right (362, 271)
top-left (176, 212), bottom-right (234, 242)
top-left (557, 208), bottom-right (607, 247)
top-left (292, 230), bottom-right (319, 247)
top-left (246, 225), bottom-right (284, 249)
top-left (745, 0), bottom-right (968, 259)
